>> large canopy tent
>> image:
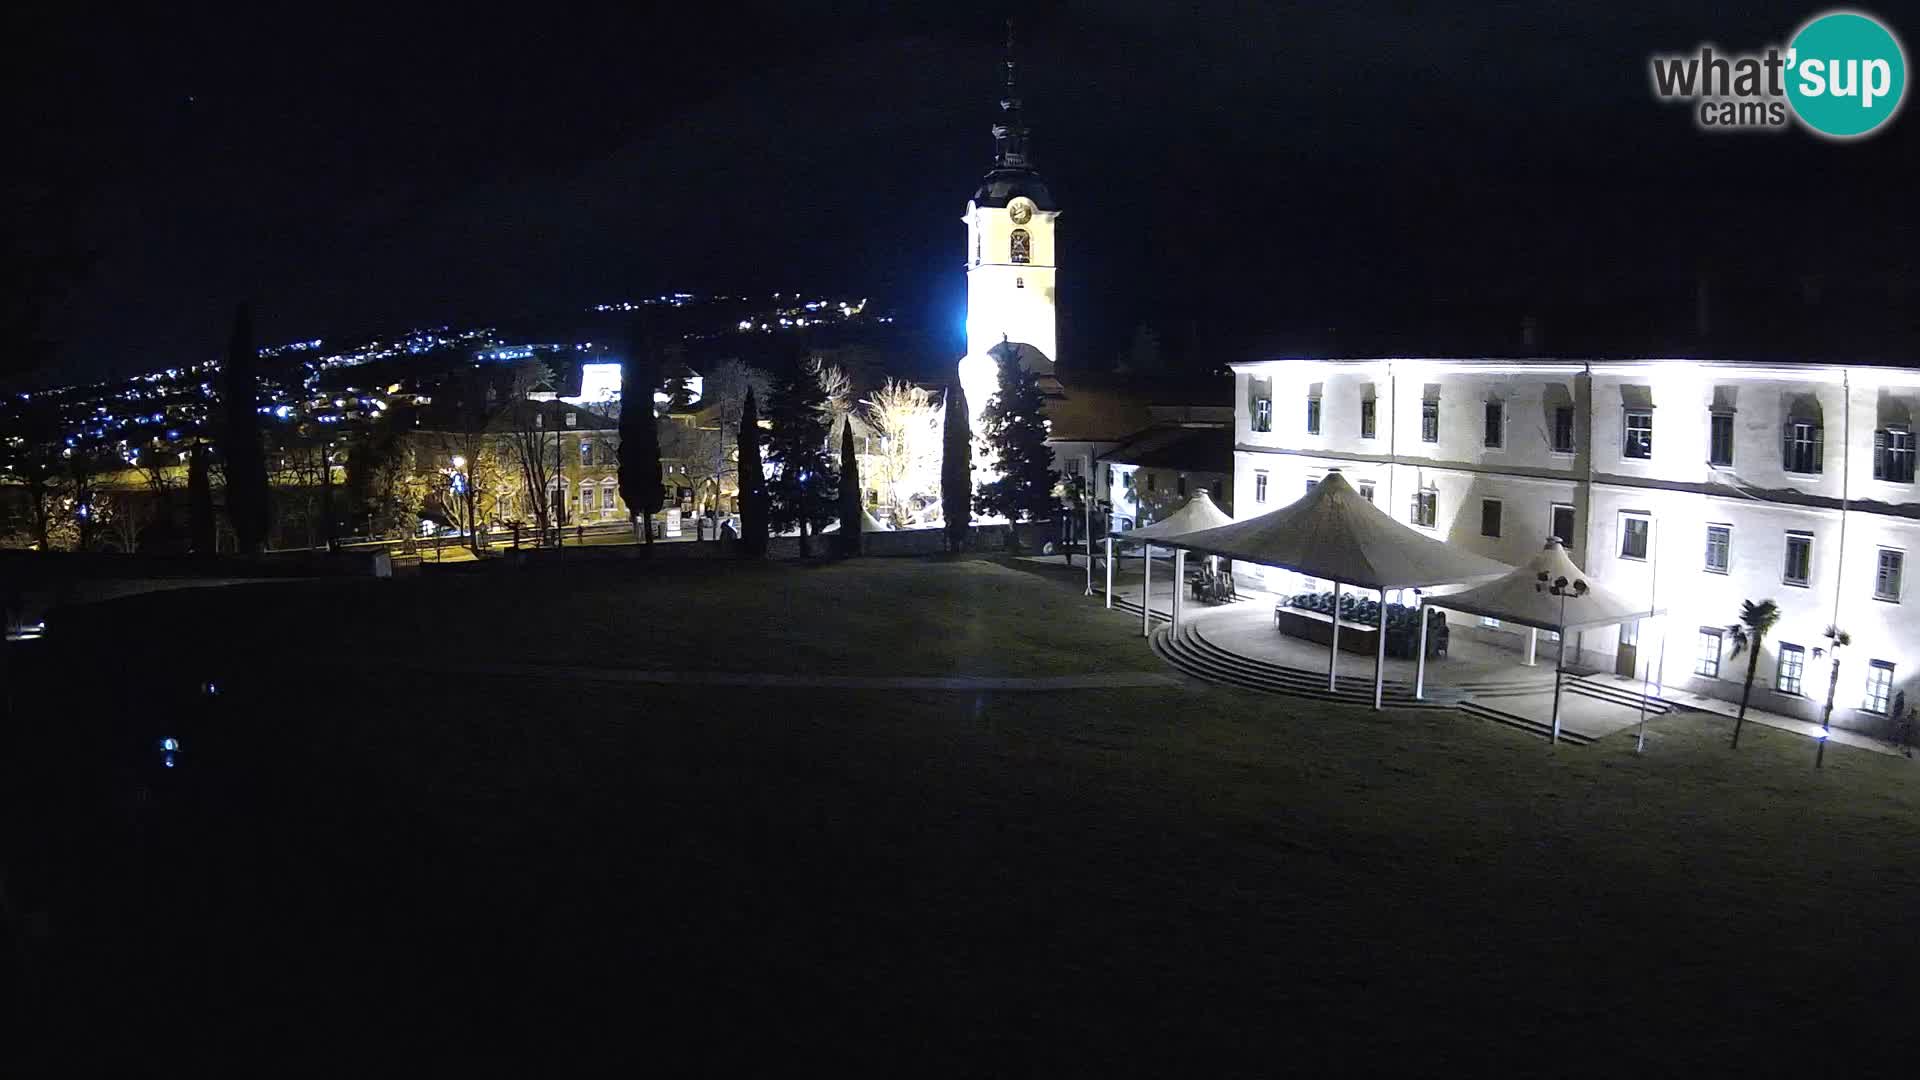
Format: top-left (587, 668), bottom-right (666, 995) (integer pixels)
top-left (1427, 539), bottom-right (1665, 743)
top-left (1114, 490), bottom-right (1235, 636)
top-left (1166, 471), bottom-right (1511, 709)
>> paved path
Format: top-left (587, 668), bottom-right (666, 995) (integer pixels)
top-left (379, 659), bottom-right (1183, 692)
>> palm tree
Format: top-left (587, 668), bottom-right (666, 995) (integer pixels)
top-left (1816, 624), bottom-right (1851, 767)
top-left (1726, 599), bottom-right (1781, 748)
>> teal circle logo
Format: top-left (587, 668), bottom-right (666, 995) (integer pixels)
top-left (1786, 10), bottom-right (1906, 137)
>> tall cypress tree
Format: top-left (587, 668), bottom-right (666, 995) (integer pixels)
top-left (220, 303), bottom-right (271, 554)
top-left (737, 388), bottom-right (768, 557)
top-left (618, 328), bottom-right (663, 548)
top-left (765, 368), bottom-right (837, 557)
top-left (940, 384), bottom-right (971, 552)
top-left (838, 421), bottom-right (861, 557)
top-left (187, 439), bottom-right (215, 554)
top-left (974, 348), bottom-right (1058, 525)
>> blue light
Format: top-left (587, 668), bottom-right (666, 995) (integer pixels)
top-left (163, 752), bottom-right (177, 768)
top-left (160, 737), bottom-right (179, 751)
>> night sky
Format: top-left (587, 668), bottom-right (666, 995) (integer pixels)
top-left (11, 1), bottom-right (1918, 385)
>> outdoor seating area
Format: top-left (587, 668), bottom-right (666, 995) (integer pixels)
top-left (1190, 564), bottom-right (1238, 604)
top-left (1275, 592), bottom-right (1448, 659)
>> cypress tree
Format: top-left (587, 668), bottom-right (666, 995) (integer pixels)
top-left (838, 421), bottom-right (861, 557)
top-left (974, 348), bottom-right (1058, 526)
top-left (737, 388), bottom-right (768, 557)
top-left (219, 303), bottom-right (271, 554)
top-left (765, 368), bottom-right (837, 557)
top-left (188, 439), bottom-right (216, 554)
top-left (618, 328), bottom-right (664, 548)
top-left (940, 384), bottom-right (971, 552)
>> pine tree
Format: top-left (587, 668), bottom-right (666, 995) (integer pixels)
top-left (618, 330), bottom-right (664, 548)
top-left (737, 388), bottom-right (769, 557)
top-left (765, 368), bottom-right (838, 557)
top-left (974, 348), bottom-right (1058, 525)
top-left (219, 304), bottom-right (271, 554)
top-left (187, 439), bottom-right (215, 554)
top-left (941, 384), bottom-right (971, 552)
top-left (838, 421), bottom-right (861, 557)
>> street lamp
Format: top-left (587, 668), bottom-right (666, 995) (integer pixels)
top-left (1536, 570), bottom-right (1589, 746)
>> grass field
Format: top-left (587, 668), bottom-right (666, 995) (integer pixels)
top-left (8, 556), bottom-right (1918, 1072)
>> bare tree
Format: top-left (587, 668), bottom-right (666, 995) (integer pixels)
top-left (809, 356), bottom-right (855, 446)
top-left (861, 378), bottom-right (942, 528)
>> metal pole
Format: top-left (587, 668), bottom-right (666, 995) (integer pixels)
top-left (1551, 592), bottom-right (1569, 744)
top-left (1526, 628), bottom-right (1538, 666)
top-left (1637, 618), bottom-right (1659, 754)
top-left (1373, 586), bottom-right (1388, 710)
top-left (1329, 580), bottom-right (1342, 692)
top-left (1142, 543), bottom-right (1152, 638)
top-left (1084, 455), bottom-right (1095, 595)
top-left (1104, 535), bottom-right (1114, 609)
top-left (1172, 549), bottom-right (1186, 632)
top-left (1415, 597), bottom-right (1429, 700)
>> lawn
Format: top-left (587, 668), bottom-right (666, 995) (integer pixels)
top-left (7, 556), bottom-right (1918, 1073)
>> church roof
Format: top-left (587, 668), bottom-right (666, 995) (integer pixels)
top-left (973, 168), bottom-right (1055, 210)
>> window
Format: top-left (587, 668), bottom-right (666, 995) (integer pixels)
top-left (1705, 524), bottom-right (1731, 574)
top-left (1177, 475), bottom-right (1187, 496)
top-left (1864, 660), bottom-right (1895, 714)
top-left (1875, 427), bottom-right (1915, 483)
top-left (1784, 532), bottom-right (1813, 586)
top-left (1620, 513), bottom-right (1651, 561)
top-left (1694, 628), bottom-right (1724, 678)
top-left (1306, 397), bottom-right (1322, 435)
top-left (565, 412), bottom-right (577, 428)
top-left (1358, 480), bottom-right (1375, 504)
top-left (1360, 399), bottom-right (1376, 439)
top-left (1876, 548), bottom-right (1903, 602)
top-left (1480, 498), bottom-right (1502, 538)
top-left (1252, 398), bottom-right (1272, 433)
top-left (1710, 412), bottom-right (1735, 467)
top-left (1421, 399), bottom-right (1439, 443)
top-left (1015, 277), bottom-right (1025, 289)
top-left (580, 440), bottom-right (593, 467)
top-left (1305, 475), bottom-right (1319, 494)
top-left (1147, 472), bottom-right (1157, 493)
top-left (1479, 616), bottom-right (1503, 629)
top-left (1782, 420), bottom-right (1822, 474)
top-left (1624, 410), bottom-right (1653, 459)
top-left (1412, 487), bottom-right (1437, 528)
top-left (1551, 504), bottom-right (1576, 549)
top-left (1254, 471), bottom-right (1268, 504)
top-left (1483, 400), bottom-right (1505, 449)
top-left (1552, 406), bottom-right (1576, 454)
top-left (534, 411), bottom-right (543, 430)
top-left (1776, 643), bottom-right (1806, 696)
top-left (1010, 228), bottom-right (1031, 264)
top-left (1064, 458), bottom-right (1080, 477)
top-left (602, 484), bottom-right (617, 510)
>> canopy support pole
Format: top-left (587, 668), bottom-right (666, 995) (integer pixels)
top-left (1373, 586), bottom-right (1388, 710)
top-left (1141, 544), bottom-right (1152, 638)
top-left (1415, 600), bottom-right (1429, 700)
top-left (1526, 628), bottom-right (1538, 666)
top-left (1328, 581), bottom-right (1342, 692)
top-left (1104, 536), bottom-right (1114, 609)
top-left (1551, 629), bottom-right (1569, 745)
top-left (1636, 618), bottom-right (1662, 754)
top-left (1172, 549), bottom-right (1186, 633)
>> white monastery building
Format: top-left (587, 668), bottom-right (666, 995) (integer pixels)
top-left (1233, 357), bottom-right (1920, 736)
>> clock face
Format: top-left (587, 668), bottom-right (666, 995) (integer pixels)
top-left (1008, 198), bottom-right (1034, 224)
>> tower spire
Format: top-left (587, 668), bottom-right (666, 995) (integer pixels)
top-left (992, 17), bottom-right (1030, 169)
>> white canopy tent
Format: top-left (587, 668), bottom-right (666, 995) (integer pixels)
top-left (1166, 472), bottom-right (1511, 710)
top-left (1426, 539), bottom-right (1665, 743)
top-left (1111, 490), bottom-right (1236, 637)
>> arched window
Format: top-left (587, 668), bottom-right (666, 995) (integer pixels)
top-left (1010, 228), bottom-right (1031, 264)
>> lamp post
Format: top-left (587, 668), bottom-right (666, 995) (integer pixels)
top-left (1537, 571), bottom-right (1588, 746)
top-left (1815, 624), bottom-right (1850, 768)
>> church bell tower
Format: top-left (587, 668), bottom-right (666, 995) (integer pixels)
top-left (959, 22), bottom-right (1059, 420)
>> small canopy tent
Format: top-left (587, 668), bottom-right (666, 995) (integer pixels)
top-left (1427, 539), bottom-right (1664, 742)
top-left (1168, 472), bottom-right (1511, 709)
top-left (1114, 491), bottom-right (1236, 635)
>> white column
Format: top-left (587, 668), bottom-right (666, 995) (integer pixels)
top-left (1526, 628), bottom-right (1539, 666)
top-left (1142, 544), bottom-right (1152, 638)
top-left (1551, 631), bottom-right (1570, 745)
top-left (1373, 586), bottom-right (1388, 710)
top-left (1328, 580), bottom-right (1342, 692)
top-left (1172, 549), bottom-right (1187, 632)
top-left (1104, 536), bottom-right (1114, 609)
top-left (1415, 600), bottom-right (1430, 700)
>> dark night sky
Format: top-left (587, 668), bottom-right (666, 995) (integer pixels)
top-left (9, 1), bottom-right (1919, 386)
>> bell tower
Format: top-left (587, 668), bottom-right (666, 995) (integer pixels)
top-left (959, 21), bottom-right (1059, 419)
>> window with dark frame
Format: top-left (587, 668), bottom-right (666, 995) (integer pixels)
top-left (1624, 410), bottom-right (1653, 459)
top-left (580, 440), bottom-right (593, 467)
top-left (1010, 228), bottom-right (1031, 264)
top-left (1480, 499), bottom-right (1502, 538)
top-left (1876, 548), bottom-right (1903, 601)
top-left (1552, 406), bottom-right (1575, 453)
top-left (1705, 524), bottom-right (1731, 573)
top-left (1254, 471), bottom-right (1268, 504)
top-left (1777, 643), bottom-right (1806, 695)
top-left (1483, 400), bottom-right (1504, 449)
top-left (1694, 628), bottom-right (1723, 678)
top-left (1710, 412), bottom-right (1735, 467)
top-left (1306, 397), bottom-right (1322, 435)
top-left (1358, 480), bottom-right (1375, 504)
top-left (1621, 514), bottom-right (1650, 560)
top-left (1875, 427), bottom-right (1914, 482)
top-left (1360, 399), bottom-right (1376, 439)
top-left (1551, 504), bottom-right (1575, 549)
top-left (1253, 398), bottom-right (1272, 432)
top-left (1864, 660), bottom-right (1895, 714)
top-left (1783, 420), bottom-right (1823, 474)
top-left (1412, 487), bottom-right (1437, 528)
top-left (1421, 399), bottom-right (1439, 443)
top-left (1784, 532), bottom-right (1813, 586)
